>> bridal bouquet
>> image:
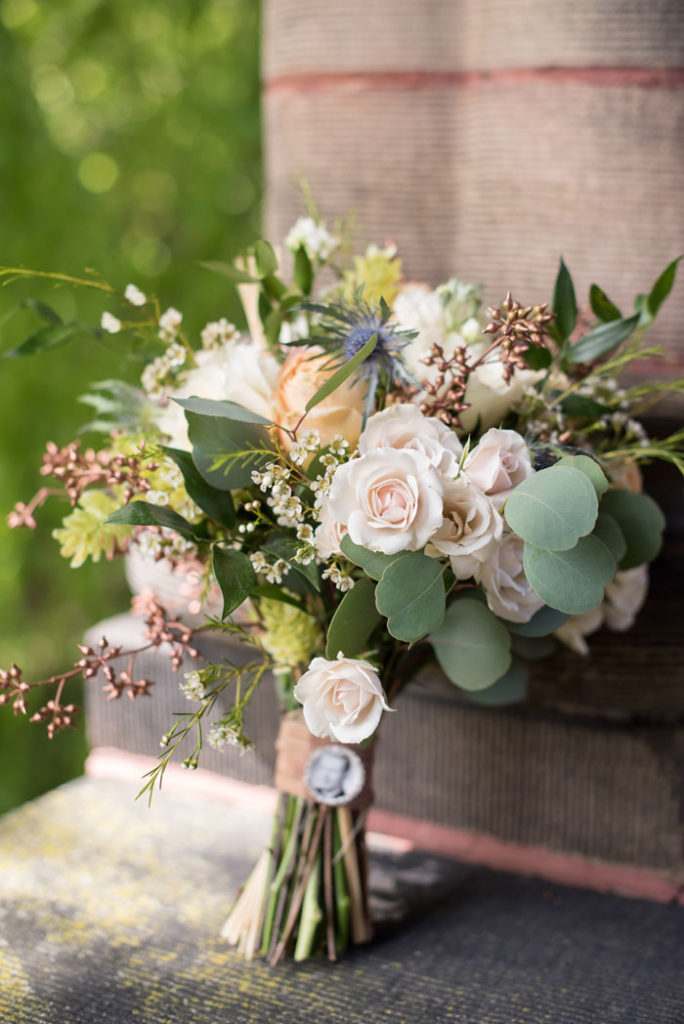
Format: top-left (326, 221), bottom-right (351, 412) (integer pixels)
top-left (1, 219), bottom-right (682, 962)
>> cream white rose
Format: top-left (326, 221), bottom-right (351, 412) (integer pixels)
top-left (476, 532), bottom-right (544, 623)
top-left (604, 565), bottom-right (649, 631)
top-left (464, 428), bottom-right (534, 507)
top-left (358, 404), bottom-right (462, 477)
top-left (155, 339), bottom-right (279, 449)
top-left (460, 360), bottom-right (541, 433)
top-left (327, 448), bottom-right (444, 555)
top-left (554, 607), bottom-right (604, 655)
top-left (314, 500), bottom-right (347, 560)
top-left (429, 475), bottom-right (504, 578)
top-left (293, 654), bottom-right (391, 743)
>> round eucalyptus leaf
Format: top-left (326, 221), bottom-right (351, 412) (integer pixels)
top-left (466, 659), bottom-right (528, 706)
top-left (598, 489), bottom-right (665, 570)
top-left (429, 597), bottom-right (511, 691)
top-left (507, 605), bottom-right (569, 637)
top-left (557, 454), bottom-right (608, 497)
top-left (375, 552), bottom-right (446, 643)
top-left (523, 535), bottom-right (616, 615)
top-left (504, 465), bottom-right (598, 551)
top-left (593, 512), bottom-right (627, 564)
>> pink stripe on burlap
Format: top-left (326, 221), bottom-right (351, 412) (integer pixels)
top-left (85, 748), bottom-right (684, 906)
top-left (266, 67), bottom-right (684, 96)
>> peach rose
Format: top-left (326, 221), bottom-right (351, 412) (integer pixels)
top-left (464, 428), bottom-right (534, 507)
top-left (272, 346), bottom-right (366, 450)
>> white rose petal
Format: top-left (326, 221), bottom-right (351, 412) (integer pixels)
top-left (429, 475), bottom-right (504, 578)
top-left (476, 532), bottom-right (544, 623)
top-left (358, 404), bottom-right (462, 477)
top-left (293, 654), bottom-right (391, 744)
top-left (314, 500), bottom-right (347, 560)
top-left (327, 448), bottom-right (444, 556)
top-left (604, 565), bottom-right (649, 631)
top-left (460, 361), bottom-right (542, 433)
top-left (555, 607), bottom-right (604, 655)
top-left (464, 428), bottom-right (534, 507)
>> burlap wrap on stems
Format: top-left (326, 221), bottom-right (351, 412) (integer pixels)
top-left (275, 710), bottom-right (375, 809)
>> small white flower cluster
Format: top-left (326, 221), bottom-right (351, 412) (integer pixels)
top-left (124, 283), bottom-right (146, 306)
top-left (285, 216), bottom-right (339, 262)
top-left (321, 563), bottom-right (355, 592)
top-left (140, 341), bottom-right (186, 396)
top-left (100, 311), bottom-right (121, 334)
top-left (200, 317), bottom-right (238, 350)
top-left (248, 551), bottom-right (290, 584)
top-left (294, 522), bottom-right (315, 566)
top-left (251, 461), bottom-right (305, 530)
top-left (135, 528), bottom-right (196, 561)
top-left (288, 428), bottom-right (321, 467)
top-left (607, 411), bottom-right (650, 446)
top-left (180, 671), bottom-right (206, 702)
top-left (158, 307), bottom-right (182, 342)
top-left (208, 717), bottom-right (253, 752)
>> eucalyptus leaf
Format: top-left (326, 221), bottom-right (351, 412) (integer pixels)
top-left (568, 314), bottom-right (640, 365)
top-left (503, 464), bottom-right (598, 551)
top-left (340, 535), bottom-right (402, 581)
top-left (429, 597), bottom-right (512, 691)
top-left (592, 512), bottom-right (627, 564)
top-left (305, 333), bottom-right (377, 413)
top-left (467, 660), bottom-right (528, 705)
top-left (589, 284), bottom-right (621, 323)
top-left (212, 545), bottom-right (256, 619)
top-left (162, 446), bottom-right (236, 528)
top-left (186, 411), bottom-right (274, 490)
top-left (598, 489), bottom-right (665, 569)
top-left (106, 500), bottom-right (200, 540)
top-left (647, 256), bottom-right (681, 319)
top-left (552, 258), bottom-right (577, 341)
top-left (175, 396), bottom-right (272, 425)
top-left (557, 454), bottom-right (608, 497)
top-left (507, 605), bottom-right (569, 637)
top-left (375, 552), bottom-right (446, 643)
top-left (325, 578), bottom-right (382, 658)
top-left (510, 634), bottom-right (557, 660)
top-left (523, 535), bottom-right (616, 615)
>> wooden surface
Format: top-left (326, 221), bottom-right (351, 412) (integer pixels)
top-left (0, 777), bottom-right (683, 1023)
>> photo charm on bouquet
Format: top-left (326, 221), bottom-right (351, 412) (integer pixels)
top-left (0, 216), bottom-right (682, 962)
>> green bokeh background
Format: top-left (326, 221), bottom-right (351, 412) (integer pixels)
top-left (0, 0), bottom-right (261, 812)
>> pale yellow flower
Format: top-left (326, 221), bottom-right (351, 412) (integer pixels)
top-left (53, 491), bottom-right (131, 567)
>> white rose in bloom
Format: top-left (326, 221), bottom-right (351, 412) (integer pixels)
top-left (476, 532), bottom-right (545, 623)
top-left (328, 448), bottom-right (444, 555)
top-left (314, 500), bottom-right (347, 559)
top-left (156, 340), bottom-right (280, 449)
top-left (294, 654), bottom-right (391, 743)
top-left (464, 428), bottom-right (534, 508)
top-left (430, 475), bottom-right (504, 579)
top-left (555, 607), bottom-right (604, 656)
top-left (358, 404), bottom-right (463, 477)
top-left (604, 565), bottom-right (649, 631)
top-left (460, 360), bottom-right (541, 433)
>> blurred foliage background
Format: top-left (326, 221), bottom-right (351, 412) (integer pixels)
top-left (0, 0), bottom-right (261, 813)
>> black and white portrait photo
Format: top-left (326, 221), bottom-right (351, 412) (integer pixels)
top-left (304, 745), bottom-right (365, 806)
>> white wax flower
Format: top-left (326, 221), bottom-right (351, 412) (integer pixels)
top-left (358, 404), bottom-right (462, 477)
top-left (476, 532), bottom-right (545, 623)
top-left (294, 654), bottom-right (391, 743)
top-left (155, 339), bottom-right (280, 449)
top-left (285, 217), bottom-right (339, 261)
top-left (464, 428), bottom-right (534, 508)
top-left (124, 283), bottom-right (146, 306)
top-left (327, 448), bottom-right (444, 556)
top-left (429, 475), bottom-right (504, 579)
top-left (158, 307), bottom-right (183, 341)
top-left (100, 311), bottom-right (121, 334)
top-left (460, 360), bottom-right (541, 433)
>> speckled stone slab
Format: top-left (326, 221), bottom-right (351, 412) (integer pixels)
top-left (0, 778), bottom-right (682, 1024)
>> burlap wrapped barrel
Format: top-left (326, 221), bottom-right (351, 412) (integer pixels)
top-left (264, 0), bottom-right (684, 369)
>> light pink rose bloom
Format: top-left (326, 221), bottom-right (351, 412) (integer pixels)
top-left (476, 532), bottom-right (544, 623)
top-left (358, 404), bottom-right (462, 477)
top-left (328, 448), bottom-right (444, 555)
top-left (429, 475), bottom-right (504, 579)
top-left (464, 428), bottom-right (534, 507)
top-left (293, 654), bottom-right (391, 743)
top-left (314, 500), bottom-right (347, 559)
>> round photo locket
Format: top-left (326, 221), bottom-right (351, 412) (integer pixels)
top-left (304, 745), bottom-right (366, 807)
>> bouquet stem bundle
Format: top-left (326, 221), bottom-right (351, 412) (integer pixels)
top-left (222, 793), bottom-right (371, 963)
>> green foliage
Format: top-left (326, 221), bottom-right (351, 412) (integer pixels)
top-left (175, 396), bottom-right (272, 425)
top-left (186, 411), bottom-right (273, 489)
top-left (589, 283), bottom-right (621, 323)
top-left (375, 552), bottom-right (446, 643)
top-left (466, 659), bottom-right (528, 705)
top-left (507, 605), bottom-right (569, 638)
top-left (503, 464), bottom-right (599, 551)
top-left (568, 314), bottom-right (640, 365)
top-left (305, 333), bottom-right (377, 413)
top-left (598, 489), bottom-right (666, 570)
top-left (430, 597), bottom-right (512, 691)
top-left (0, 0), bottom-right (260, 811)
top-left (557, 454), bottom-right (608, 497)
top-left (523, 534), bottom-right (616, 614)
top-left (162, 446), bottom-right (236, 528)
top-left (107, 499), bottom-right (201, 540)
top-left (551, 258), bottom-right (577, 341)
top-left (212, 545), bottom-right (256, 619)
top-left (340, 535), bottom-right (401, 581)
top-left (325, 578), bottom-right (381, 658)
